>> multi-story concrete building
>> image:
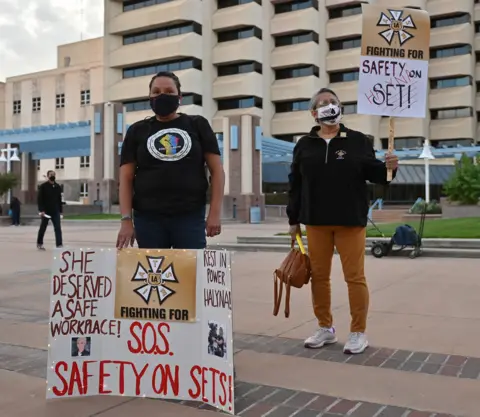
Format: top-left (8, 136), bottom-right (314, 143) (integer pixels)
top-left (1, 0), bottom-right (480, 206)
top-left (0, 37), bottom-right (104, 199)
top-left (103, 0), bottom-right (479, 151)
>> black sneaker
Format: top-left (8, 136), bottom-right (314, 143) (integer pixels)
top-left (37, 245), bottom-right (46, 251)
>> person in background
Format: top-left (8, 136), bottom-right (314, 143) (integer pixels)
top-left (37, 170), bottom-right (63, 250)
top-left (116, 71), bottom-right (225, 249)
top-left (10, 196), bottom-right (21, 226)
top-left (287, 88), bottom-right (398, 355)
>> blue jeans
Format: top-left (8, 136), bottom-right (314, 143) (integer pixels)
top-left (133, 207), bottom-right (207, 249)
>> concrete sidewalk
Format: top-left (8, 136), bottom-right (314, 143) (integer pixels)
top-left (0, 224), bottom-right (479, 416)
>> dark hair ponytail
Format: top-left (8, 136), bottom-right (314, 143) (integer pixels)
top-left (148, 71), bottom-right (182, 95)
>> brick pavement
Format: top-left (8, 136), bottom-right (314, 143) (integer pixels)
top-left (0, 342), bottom-right (460, 417)
top-left (1, 226), bottom-right (480, 416)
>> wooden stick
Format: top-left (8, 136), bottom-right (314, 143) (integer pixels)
top-left (387, 116), bottom-right (394, 182)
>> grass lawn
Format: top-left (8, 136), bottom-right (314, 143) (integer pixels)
top-left (63, 214), bottom-right (120, 220)
top-left (278, 218), bottom-right (480, 239)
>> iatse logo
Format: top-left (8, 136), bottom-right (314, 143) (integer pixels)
top-left (377, 9), bottom-right (416, 46)
top-left (131, 256), bottom-right (179, 304)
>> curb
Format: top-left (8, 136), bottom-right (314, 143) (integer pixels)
top-left (236, 236), bottom-right (480, 250)
top-left (210, 243), bottom-right (480, 259)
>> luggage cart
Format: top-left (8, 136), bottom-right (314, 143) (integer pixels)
top-left (369, 203), bottom-right (427, 259)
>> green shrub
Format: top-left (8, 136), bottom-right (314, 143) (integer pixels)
top-left (410, 200), bottom-right (442, 214)
top-left (0, 173), bottom-right (18, 198)
top-left (265, 192), bottom-right (288, 205)
top-left (443, 155), bottom-right (480, 205)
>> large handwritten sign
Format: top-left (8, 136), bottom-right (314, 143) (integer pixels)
top-left (46, 248), bottom-right (234, 414)
top-left (357, 5), bottom-right (430, 118)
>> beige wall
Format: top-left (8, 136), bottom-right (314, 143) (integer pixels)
top-left (104, 0), bottom-right (480, 150)
top-left (2, 37), bottom-right (104, 193)
top-left (0, 82), bottom-right (5, 130)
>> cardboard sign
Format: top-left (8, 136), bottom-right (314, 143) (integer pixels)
top-left (357, 5), bottom-right (431, 118)
top-left (46, 248), bottom-right (235, 415)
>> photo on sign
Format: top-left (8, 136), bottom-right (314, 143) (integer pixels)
top-left (114, 250), bottom-right (197, 323)
top-left (71, 337), bottom-right (91, 357)
top-left (207, 321), bottom-right (227, 360)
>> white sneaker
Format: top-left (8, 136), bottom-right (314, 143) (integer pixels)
top-left (304, 327), bottom-right (337, 349)
top-left (343, 332), bottom-right (368, 354)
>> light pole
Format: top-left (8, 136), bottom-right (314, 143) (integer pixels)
top-left (418, 139), bottom-right (435, 203)
top-left (0, 144), bottom-right (21, 204)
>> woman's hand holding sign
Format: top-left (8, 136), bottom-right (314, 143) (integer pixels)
top-left (385, 153), bottom-right (399, 170)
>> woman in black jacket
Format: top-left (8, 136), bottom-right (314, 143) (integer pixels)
top-left (287, 88), bottom-right (398, 355)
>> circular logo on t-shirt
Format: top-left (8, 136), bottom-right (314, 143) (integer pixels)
top-left (146, 128), bottom-right (192, 162)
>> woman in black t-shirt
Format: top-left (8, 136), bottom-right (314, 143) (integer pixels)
top-left (116, 71), bottom-right (225, 249)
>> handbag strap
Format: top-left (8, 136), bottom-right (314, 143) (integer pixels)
top-left (284, 282), bottom-right (291, 318)
top-left (273, 272), bottom-right (283, 316)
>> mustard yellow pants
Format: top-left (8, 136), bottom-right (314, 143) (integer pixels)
top-left (306, 226), bottom-right (369, 333)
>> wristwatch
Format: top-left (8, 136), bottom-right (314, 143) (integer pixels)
top-left (121, 215), bottom-right (132, 221)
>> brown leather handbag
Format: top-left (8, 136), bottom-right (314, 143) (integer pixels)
top-left (273, 237), bottom-right (311, 318)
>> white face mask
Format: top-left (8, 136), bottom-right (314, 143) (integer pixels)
top-left (315, 103), bottom-right (342, 126)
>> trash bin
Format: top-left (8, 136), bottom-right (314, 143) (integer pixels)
top-left (250, 207), bottom-right (261, 224)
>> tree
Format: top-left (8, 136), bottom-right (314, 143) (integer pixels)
top-left (443, 155), bottom-right (480, 205)
top-left (0, 172), bottom-right (18, 199)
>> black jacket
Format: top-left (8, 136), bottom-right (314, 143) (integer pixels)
top-left (286, 124), bottom-right (397, 227)
top-left (37, 181), bottom-right (63, 215)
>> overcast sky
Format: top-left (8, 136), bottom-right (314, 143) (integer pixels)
top-left (0, 0), bottom-right (103, 81)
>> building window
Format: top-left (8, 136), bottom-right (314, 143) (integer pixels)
top-left (123, 0), bottom-right (175, 12)
top-left (56, 94), bottom-right (65, 109)
top-left (80, 183), bottom-right (89, 198)
top-left (124, 93), bottom-right (202, 112)
top-left (342, 102), bottom-right (357, 115)
top-left (81, 90), bottom-right (90, 106)
top-left (275, 65), bottom-right (319, 80)
top-left (217, 26), bottom-right (262, 42)
top-left (430, 76), bottom-right (471, 89)
top-left (217, 96), bottom-right (262, 110)
top-left (124, 99), bottom-right (150, 112)
top-left (55, 157), bottom-right (65, 170)
top-left (329, 36), bottom-right (361, 51)
top-left (329, 69), bottom-right (359, 83)
top-left (381, 137), bottom-right (423, 150)
top-left (217, 61), bottom-right (262, 76)
top-left (431, 13), bottom-right (470, 28)
top-left (32, 97), bottom-right (41, 112)
top-left (13, 100), bottom-right (21, 115)
top-left (181, 93), bottom-right (203, 106)
top-left (275, 100), bottom-right (310, 113)
top-left (37, 160), bottom-right (41, 171)
top-left (328, 4), bottom-right (362, 19)
top-left (274, 31), bottom-right (318, 47)
top-left (80, 156), bottom-right (90, 168)
top-left (274, 0), bottom-right (318, 14)
top-left (123, 22), bottom-right (202, 45)
top-left (123, 58), bottom-right (202, 79)
top-left (217, 0), bottom-right (260, 8)
top-left (431, 138), bottom-right (473, 148)
top-left (476, 22), bottom-right (480, 33)
top-left (431, 107), bottom-right (473, 120)
top-left (430, 44), bottom-right (471, 59)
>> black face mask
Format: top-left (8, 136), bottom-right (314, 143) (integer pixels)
top-left (150, 94), bottom-right (180, 117)
top-left (49, 176), bottom-right (56, 182)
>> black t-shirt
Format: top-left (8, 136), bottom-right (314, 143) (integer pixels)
top-left (120, 114), bottom-right (221, 215)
